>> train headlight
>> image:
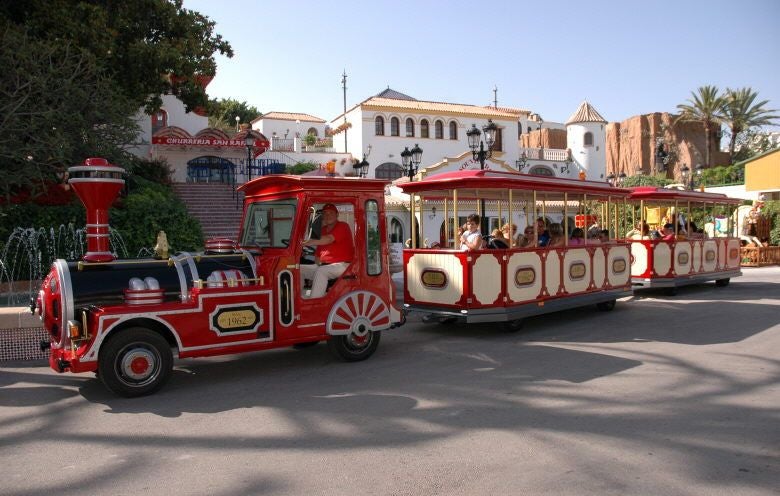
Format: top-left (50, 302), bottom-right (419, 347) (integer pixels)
top-left (67, 320), bottom-right (82, 339)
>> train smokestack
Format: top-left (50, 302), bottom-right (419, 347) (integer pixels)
top-left (67, 157), bottom-right (125, 263)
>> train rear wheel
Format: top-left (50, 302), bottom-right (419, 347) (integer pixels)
top-left (715, 278), bottom-right (730, 287)
top-left (502, 319), bottom-right (525, 332)
top-left (327, 330), bottom-right (381, 362)
top-left (596, 300), bottom-right (616, 311)
top-left (99, 327), bottom-right (173, 397)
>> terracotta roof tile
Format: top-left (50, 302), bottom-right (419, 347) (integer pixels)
top-left (362, 97), bottom-right (521, 119)
top-left (566, 101), bottom-right (607, 124)
top-left (255, 112), bottom-right (326, 124)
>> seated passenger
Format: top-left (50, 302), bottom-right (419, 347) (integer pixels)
top-left (536, 217), bottom-right (551, 247)
top-left (661, 223), bottom-right (676, 241)
top-left (569, 227), bottom-right (586, 246)
top-left (597, 229), bottom-right (610, 243)
top-left (459, 214), bottom-right (483, 251)
top-left (518, 226), bottom-right (536, 248)
top-left (501, 223), bottom-right (519, 246)
top-left (300, 203), bottom-right (353, 298)
top-left (547, 223), bottom-right (565, 248)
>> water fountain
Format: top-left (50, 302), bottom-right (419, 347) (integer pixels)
top-left (0, 224), bottom-right (128, 307)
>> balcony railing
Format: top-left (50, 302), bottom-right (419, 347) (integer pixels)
top-left (269, 137), bottom-right (335, 153)
top-left (520, 147), bottom-right (569, 161)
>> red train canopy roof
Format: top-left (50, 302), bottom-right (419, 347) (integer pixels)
top-left (628, 186), bottom-right (742, 204)
top-left (239, 175), bottom-right (389, 199)
top-left (399, 170), bottom-right (631, 199)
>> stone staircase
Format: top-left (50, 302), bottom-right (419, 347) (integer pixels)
top-left (172, 183), bottom-right (244, 241)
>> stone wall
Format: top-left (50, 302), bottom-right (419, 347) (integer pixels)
top-left (521, 128), bottom-right (567, 149)
top-left (606, 112), bottom-right (731, 178)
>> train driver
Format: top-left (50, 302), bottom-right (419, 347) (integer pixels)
top-left (301, 203), bottom-right (354, 298)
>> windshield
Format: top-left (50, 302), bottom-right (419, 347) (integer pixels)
top-left (241, 198), bottom-right (298, 248)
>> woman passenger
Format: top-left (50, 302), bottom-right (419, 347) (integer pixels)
top-left (547, 223), bottom-right (565, 247)
top-left (569, 227), bottom-right (586, 246)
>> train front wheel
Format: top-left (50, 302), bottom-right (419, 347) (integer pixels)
top-left (327, 330), bottom-right (381, 362)
top-left (99, 327), bottom-right (173, 397)
top-left (715, 278), bottom-right (730, 287)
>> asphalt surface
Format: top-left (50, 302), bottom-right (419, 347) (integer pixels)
top-left (1, 267), bottom-right (779, 496)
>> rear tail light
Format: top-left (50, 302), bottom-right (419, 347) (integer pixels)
top-left (67, 320), bottom-right (82, 339)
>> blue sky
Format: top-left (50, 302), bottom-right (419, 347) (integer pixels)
top-left (186, 0), bottom-right (780, 127)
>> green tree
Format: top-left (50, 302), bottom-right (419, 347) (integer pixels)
top-left (676, 85), bottom-right (726, 168)
top-left (287, 162), bottom-right (318, 175)
top-left (722, 87), bottom-right (778, 161)
top-left (0, 0), bottom-right (233, 113)
top-left (207, 98), bottom-right (261, 132)
top-left (731, 129), bottom-right (780, 163)
top-left (0, 27), bottom-right (139, 200)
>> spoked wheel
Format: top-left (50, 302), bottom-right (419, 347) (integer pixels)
top-left (596, 299), bottom-right (616, 312)
top-left (715, 278), bottom-right (730, 287)
top-left (99, 327), bottom-right (173, 397)
top-left (502, 319), bottom-right (525, 332)
top-left (327, 330), bottom-right (381, 362)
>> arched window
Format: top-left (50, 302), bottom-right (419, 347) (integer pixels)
top-left (528, 166), bottom-right (555, 176)
top-left (307, 127), bottom-right (318, 137)
top-left (420, 119), bottom-right (429, 138)
top-left (390, 117), bottom-right (400, 137)
top-left (389, 218), bottom-right (403, 243)
top-left (405, 118), bottom-right (415, 137)
top-left (449, 121), bottom-right (458, 140)
top-left (434, 120), bottom-right (444, 139)
top-left (151, 109), bottom-right (167, 134)
top-left (375, 116), bottom-right (385, 136)
top-left (375, 162), bottom-right (403, 180)
top-left (584, 131), bottom-right (593, 146)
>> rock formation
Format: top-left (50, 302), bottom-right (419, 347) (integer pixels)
top-left (605, 112), bottom-right (730, 178)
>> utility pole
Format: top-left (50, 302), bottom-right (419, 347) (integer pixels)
top-left (341, 70), bottom-right (348, 152)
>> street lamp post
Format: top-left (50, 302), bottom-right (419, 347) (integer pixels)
top-left (245, 132), bottom-right (255, 181)
top-left (680, 163), bottom-right (690, 189)
top-left (466, 119), bottom-right (498, 233)
top-left (353, 144), bottom-right (372, 178)
top-left (401, 144), bottom-right (423, 247)
top-left (516, 151), bottom-right (528, 171)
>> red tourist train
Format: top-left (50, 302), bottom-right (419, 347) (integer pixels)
top-left (33, 159), bottom-right (742, 396)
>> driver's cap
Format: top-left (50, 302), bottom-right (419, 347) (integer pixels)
top-left (322, 203), bottom-right (338, 214)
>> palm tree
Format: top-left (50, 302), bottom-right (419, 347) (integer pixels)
top-left (722, 87), bottom-right (779, 161)
top-left (676, 85), bottom-right (726, 168)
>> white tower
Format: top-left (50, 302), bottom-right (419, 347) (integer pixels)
top-left (566, 101), bottom-right (607, 181)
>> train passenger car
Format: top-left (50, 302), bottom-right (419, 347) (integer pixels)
top-left (34, 158), bottom-right (402, 396)
top-left (626, 187), bottom-right (742, 294)
top-left (398, 170), bottom-right (633, 330)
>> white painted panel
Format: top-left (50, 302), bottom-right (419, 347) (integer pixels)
top-left (726, 239), bottom-right (740, 268)
top-left (592, 247), bottom-right (606, 288)
top-left (545, 252), bottom-right (561, 296)
top-left (692, 241), bottom-right (702, 272)
top-left (506, 252), bottom-right (543, 302)
top-left (630, 242), bottom-right (648, 276)
top-left (718, 239), bottom-right (727, 268)
top-left (675, 242), bottom-right (692, 275)
top-left (407, 253), bottom-right (464, 305)
top-left (607, 245), bottom-right (631, 286)
top-left (654, 243), bottom-right (672, 276)
top-left (472, 255), bottom-right (502, 305)
top-left (563, 249), bottom-right (590, 294)
top-left (702, 240), bottom-right (718, 272)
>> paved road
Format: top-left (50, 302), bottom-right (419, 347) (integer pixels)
top-left (1, 268), bottom-right (779, 496)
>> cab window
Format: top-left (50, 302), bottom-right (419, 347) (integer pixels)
top-left (365, 200), bottom-right (381, 275)
top-left (241, 199), bottom-right (298, 247)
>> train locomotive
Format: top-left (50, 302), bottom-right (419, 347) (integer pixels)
top-left (34, 158), bottom-right (403, 397)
